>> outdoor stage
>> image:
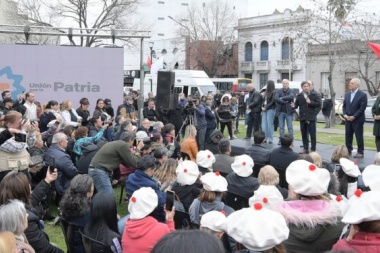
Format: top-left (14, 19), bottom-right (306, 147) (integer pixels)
top-left (229, 137), bottom-right (377, 169)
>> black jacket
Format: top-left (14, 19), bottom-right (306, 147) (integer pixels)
top-left (247, 89), bottom-right (263, 113)
top-left (142, 107), bottom-right (159, 121)
top-left (244, 144), bottom-right (271, 165)
top-left (172, 180), bottom-right (203, 212)
top-left (294, 92), bottom-right (321, 121)
top-left (262, 92), bottom-right (276, 110)
top-left (322, 99), bottom-right (333, 116)
top-left (205, 106), bottom-right (217, 130)
top-left (269, 146), bottom-right (299, 170)
top-left (226, 173), bottom-right (260, 198)
top-left (25, 180), bottom-right (64, 253)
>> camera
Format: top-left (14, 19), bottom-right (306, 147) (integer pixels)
top-left (188, 99), bottom-right (194, 107)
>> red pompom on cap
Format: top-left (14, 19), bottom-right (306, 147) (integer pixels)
top-left (215, 171), bottom-right (220, 176)
top-left (354, 162), bottom-right (358, 165)
top-left (253, 203), bottom-right (263, 210)
top-left (131, 197), bottom-right (137, 203)
top-left (184, 169), bottom-right (188, 173)
top-left (263, 197), bottom-right (268, 204)
top-left (220, 210), bottom-right (226, 216)
top-left (354, 189), bottom-right (363, 197)
top-left (207, 155), bottom-right (211, 158)
top-left (309, 164), bottom-right (316, 171)
top-left (242, 162), bottom-right (246, 166)
top-left (336, 195), bottom-right (343, 202)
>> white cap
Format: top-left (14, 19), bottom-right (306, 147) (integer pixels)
top-left (176, 160), bottom-right (199, 186)
top-left (200, 211), bottom-right (227, 232)
top-left (286, 160), bottom-right (330, 196)
top-left (249, 185), bottom-right (283, 210)
top-left (227, 203), bottom-right (289, 251)
top-left (339, 158), bottom-right (361, 177)
top-left (128, 187), bottom-right (158, 220)
top-left (196, 150), bottom-right (216, 168)
top-left (329, 194), bottom-right (348, 217)
top-left (201, 171), bottom-right (228, 192)
top-left (362, 164), bottom-right (380, 191)
top-left (342, 190), bottom-right (380, 224)
top-left (231, 155), bottom-right (254, 177)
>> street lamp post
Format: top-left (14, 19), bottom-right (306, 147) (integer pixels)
top-left (148, 41), bottom-right (154, 91)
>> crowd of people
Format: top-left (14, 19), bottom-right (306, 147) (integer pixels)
top-left (0, 76), bottom-right (379, 253)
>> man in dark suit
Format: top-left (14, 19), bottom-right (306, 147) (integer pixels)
top-left (245, 83), bottom-right (263, 138)
top-left (343, 78), bottom-right (368, 158)
top-left (245, 130), bottom-right (271, 165)
top-left (212, 139), bottom-right (234, 175)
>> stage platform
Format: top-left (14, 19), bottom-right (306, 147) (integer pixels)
top-left (230, 137), bottom-right (377, 169)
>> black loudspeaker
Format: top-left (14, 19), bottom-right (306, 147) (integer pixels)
top-left (156, 71), bottom-right (176, 110)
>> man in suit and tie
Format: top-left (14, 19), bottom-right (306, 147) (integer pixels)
top-left (343, 78), bottom-right (368, 158)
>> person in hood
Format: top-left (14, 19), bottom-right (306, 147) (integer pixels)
top-left (122, 187), bottom-right (175, 253)
top-left (189, 171), bottom-right (234, 225)
top-left (274, 160), bottom-right (344, 253)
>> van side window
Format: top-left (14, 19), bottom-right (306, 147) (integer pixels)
top-left (191, 87), bottom-right (200, 97)
top-left (174, 87), bottom-right (182, 94)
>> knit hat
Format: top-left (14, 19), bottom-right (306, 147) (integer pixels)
top-left (200, 211), bottom-right (227, 232)
top-left (136, 131), bottom-right (148, 142)
top-left (231, 154), bottom-right (254, 177)
top-left (286, 160), bottom-right (330, 196)
top-left (362, 164), bottom-right (380, 191)
top-left (342, 190), bottom-right (380, 224)
top-left (128, 187), bottom-right (158, 219)
top-left (339, 158), bottom-right (361, 177)
top-left (329, 194), bottom-right (348, 217)
top-left (176, 160), bottom-right (199, 186)
top-left (227, 203), bottom-right (289, 251)
top-left (201, 171), bottom-right (228, 192)
top-left (249, 185), bottom-right (283, 210)
top-left (196, 150), bottom-right (215, 168)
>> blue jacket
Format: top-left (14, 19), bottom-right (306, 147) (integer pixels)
top-left (275, 88), bottom-right (294, 115)
top-left (343, 89), bottom-right (368, 123)
top-left (126, 170), bottom-right (166, 222)
top-left (195, 104), bottom-right (207, 128)
top-left (45, 144), bottom-right (78, 195)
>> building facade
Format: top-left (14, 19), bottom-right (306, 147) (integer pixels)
top-left (237, 6), bottom-right (311, 89)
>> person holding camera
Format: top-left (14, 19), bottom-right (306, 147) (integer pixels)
top-left (0, 111), bottom-right (38, 182)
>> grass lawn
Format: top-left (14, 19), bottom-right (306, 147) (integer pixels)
top-left (45, 119), bottom-right (375, 250)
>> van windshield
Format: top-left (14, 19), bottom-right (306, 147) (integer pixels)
top-left (199, 86), bottom-right (216, 95)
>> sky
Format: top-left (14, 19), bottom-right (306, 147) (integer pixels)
top-left (247, 0), bottom-right (380, 17)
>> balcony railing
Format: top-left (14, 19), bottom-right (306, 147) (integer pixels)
top-left (240, 61), bottom-right (254, 72)
top-left (255, 61), bottom-right (270, 71)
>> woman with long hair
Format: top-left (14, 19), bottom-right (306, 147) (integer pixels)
top-left (180, 125), bottom-right (198, 161)
top-left (153, 158), bottom-right (177, 192)
top-left (189, 171), bottom-right (234, 225)
top-left (261, 80), bottom-right (276, 143)
top-left (218, 95), bottom-right (233, 140)
top-left (59, 175), bottom-right (93, 253)
top-left (61, 100), bottom-right (82, 127)
top-left (76, 98), bottom-right (91, 127)
top-left (0, 170), bottom-right (63, 253)
top-left (93, 98), bottom-right (111, 122)
top-left (84, 192), bottom-right (121, 253)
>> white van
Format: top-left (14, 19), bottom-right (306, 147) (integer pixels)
top-left (133, 70), bottom-right (217, 98)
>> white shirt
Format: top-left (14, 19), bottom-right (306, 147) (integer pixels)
top-left (23, 101), bottom-right (37, 120)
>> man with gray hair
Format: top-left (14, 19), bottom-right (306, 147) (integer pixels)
top-left (89, 131), bottom-right (143, 193)
top-left (152, 121), bottom-right (164, 133)
top-left (45, 132), bottom-right (78, 198)
top-left (342, 78), bottom-right (367, 158)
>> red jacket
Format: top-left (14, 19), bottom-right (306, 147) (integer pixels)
top-left (333, 232), bottom-right (380, 253)
top-left (121, 216), bottom-right (175, 253)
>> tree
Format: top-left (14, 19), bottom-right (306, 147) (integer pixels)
top-left (171, 0), bottom-right (237, 77)
top-left (341, 20), bottom-right (380, 96)
top-left (9, 0), bottom-right (148, 47)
